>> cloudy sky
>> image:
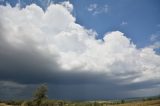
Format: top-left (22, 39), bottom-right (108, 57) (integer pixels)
top-left (0, 0), bottom-right (160, 100)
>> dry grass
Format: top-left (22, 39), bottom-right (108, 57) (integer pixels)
top-left (0, 99), bottom-right (160, 106)
top-left (108, 99), bottom-right (160, 106)
top-left (0, 103), bottom-right (12, 106)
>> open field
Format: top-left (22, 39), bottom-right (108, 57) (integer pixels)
top-left (107, 99), bottom-right (160, 106)
top-left (0, 99), bottom-right (160, 106)
top-left (0, 103), bottom-right (12, 106)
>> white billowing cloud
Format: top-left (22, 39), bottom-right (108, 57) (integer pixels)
top-left (0, 2), bottom-right (160, 85)
top-left (149, 42), bottom-right (160, 49)
top-left (87, 3), bottom-right (108, 15)
top-left (60, 1), bottom-right (73, 12)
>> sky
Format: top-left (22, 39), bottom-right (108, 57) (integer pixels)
top-left (0, 0), bottom-right (160, 100)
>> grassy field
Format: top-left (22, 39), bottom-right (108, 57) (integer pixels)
top-left (107, 99), bottom-right (160, 106)
top-left (0, 103), bottom-right (12, 106)
top-left (0, 99), bottom-right (160, 106)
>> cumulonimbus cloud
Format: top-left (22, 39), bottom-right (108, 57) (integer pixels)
top-left (0, 2), bottom-right (160, 86)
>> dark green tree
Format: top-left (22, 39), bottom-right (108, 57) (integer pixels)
top-left (121, 100), bottom-right (125, 104)
top-left (33, 84), bottom-right (48, 106)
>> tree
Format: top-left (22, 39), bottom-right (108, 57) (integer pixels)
top-left (33, 84), bottom-right (48, 106)
top-left (121, 100), bottom-right (125, 104)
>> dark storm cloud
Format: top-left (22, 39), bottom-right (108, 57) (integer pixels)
top-left (0, 34), bottom-right (114, 85)
top-left (0, 31), bottom-right (126, 85)
top-left (0, 35), bottom-right (55, 83)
